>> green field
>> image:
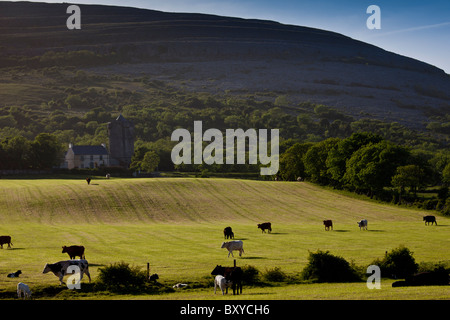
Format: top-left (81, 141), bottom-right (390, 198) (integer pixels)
top-left (0, 177), bottom-right (448, 299)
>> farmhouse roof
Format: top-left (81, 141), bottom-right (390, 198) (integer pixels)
top-left (70, 145), bottom-right (108, 155)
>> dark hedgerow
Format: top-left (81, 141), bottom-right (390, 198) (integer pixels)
top-left (301, 250), bottom-right (362, 283)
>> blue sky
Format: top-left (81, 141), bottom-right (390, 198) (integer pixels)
top-left (5, 0), bottom-right (450, 73)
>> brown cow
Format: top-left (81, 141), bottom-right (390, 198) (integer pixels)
top-left (257, 222), bottom-right (272, 233)
top-left (62, 245), bottom-right (85, 259)
top-left (323, 220), bottom-right (333, 231)
top-left (0, 236), bottom-right (12, 249)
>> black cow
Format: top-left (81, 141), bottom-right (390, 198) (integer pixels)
top-left (86, 177), bottom-right (91, 185)
top-left (62, 245), bottom-right (85, 259)
top-left (423, 215), bottom-right (437, 225)
top-left (257, 222), bottom-right (272, 233)
top-left (149, 273), bottom-right (159, 283)
top-left (211, 265), bottom-right (243, 295)
top-left (0, 236), bottom-right (12, 249)
top-left (223, 226), bottom-right (234, 239)
top-left (323, 220), bottom-right (333, 231)
top-left (7, 270), bottom-right (22, 278)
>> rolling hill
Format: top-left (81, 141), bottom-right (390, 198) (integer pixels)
top-left (0, 1), bottom-right (449, 130)
top-left (0, 177), bottom-right (437, 224)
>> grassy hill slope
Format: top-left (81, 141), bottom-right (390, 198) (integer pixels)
top-left (0, 177), bottom-right (434, 224)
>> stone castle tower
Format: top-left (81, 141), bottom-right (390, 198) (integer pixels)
top-left (107, 114), bottom-right (135, 168)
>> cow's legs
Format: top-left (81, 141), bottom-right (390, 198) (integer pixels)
top-left (85, 270), bottom-right (91, 282)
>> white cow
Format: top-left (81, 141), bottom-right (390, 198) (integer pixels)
top-left (221, 240), bottom-right (244, 258)
top-left (358, 219), bottom-right (368, 230)
top-left (17, 282), bottom-right (32, 299)
top-left (214, 275), bottom-right (233, 295)
top-left (42, 259), bottom-right (91, 285)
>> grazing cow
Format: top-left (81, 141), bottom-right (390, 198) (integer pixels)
top-left (323, 220), bottom-right (333, 231)
top-left (223, 226), bottom-right (234, 239)
top-left (257, 222), bottom-right (272, 233)
top-left (0, 235), bottom-right (12, 249)
top-left (357, 219), bottom-right (368, 230)
top-left (221, 240), bottom-right (244, 258)
top-left (7, 270), bottom-right (22, 278)
top-left (42, 259), bottom-right (91, 285)
top-left (423, 215), bottom-right (437, 226)
top-left (62, 245), bottom-right (85, 259)
top-left (17, 282), bottom-right (32, 299)
top-left (211, 265), bottom-right (243, 295)
top-left (149, 273), bottom-right (159, 283)
top-left (86, 177), bottom-right (91, 185)
top-left (173, 283), bottom-right (188, 289)
top-left (214, 275), bottom-right (233, 295)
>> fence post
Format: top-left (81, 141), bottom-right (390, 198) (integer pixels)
top-left (147, 262), bottom-right (150, 280)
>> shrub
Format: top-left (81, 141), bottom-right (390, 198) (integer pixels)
top-left (371, 246), bottom-right (418, 279)
top-left (241, 265), bottom-right (261, 285)
top-left (96, 261), bottom-right (147, 293)
top-left (301, 250), bottom-right (361, 283)
top-left (262, 267), bottom-right (287, 282)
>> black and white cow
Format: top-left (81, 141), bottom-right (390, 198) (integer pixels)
top-left (42, 259), bottom-right (91, 285)
top-left (357, 219), bottom-right (368, 230)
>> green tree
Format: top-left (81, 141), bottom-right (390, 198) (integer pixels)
top-left (30, 133), bottom-right (64, 169)
top-left (391, 165), bottom-right (425, 199)
top-left (443, 162), bottom-right (450, 186)
top-left (65, 94), bottom-right (85, 110)
top-left (0, 136), bottom-right (31, 169)
top-left (278, 142), bottom-right (313, 181)
top-left (303, 138), bottom-right (340, 184)
top-left (131, 148), bottom-right (160, 173)
top-left (326, 132), bottom-right (383, 187)
top-left (344, 141), bottom-right (409, 198)
top-left (141, 151), bottom-right (160, 172)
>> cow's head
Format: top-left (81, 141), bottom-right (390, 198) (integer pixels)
top-left (211, 265), bottom-right (224, 275)
top-left (220, 242), bottom-right (227, 248)
top-left (61, 246), bottom-right (67, 253)
top-left (42, 264), bottom-right (51, 274)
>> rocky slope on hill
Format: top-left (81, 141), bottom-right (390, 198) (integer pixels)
top-left (0, 1), bottom-right (449, 129)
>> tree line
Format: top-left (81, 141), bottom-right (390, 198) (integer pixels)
top-left (278, 132), bottom-right (450, 214)
top-left (0, 133), bottom-right (63, 170)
